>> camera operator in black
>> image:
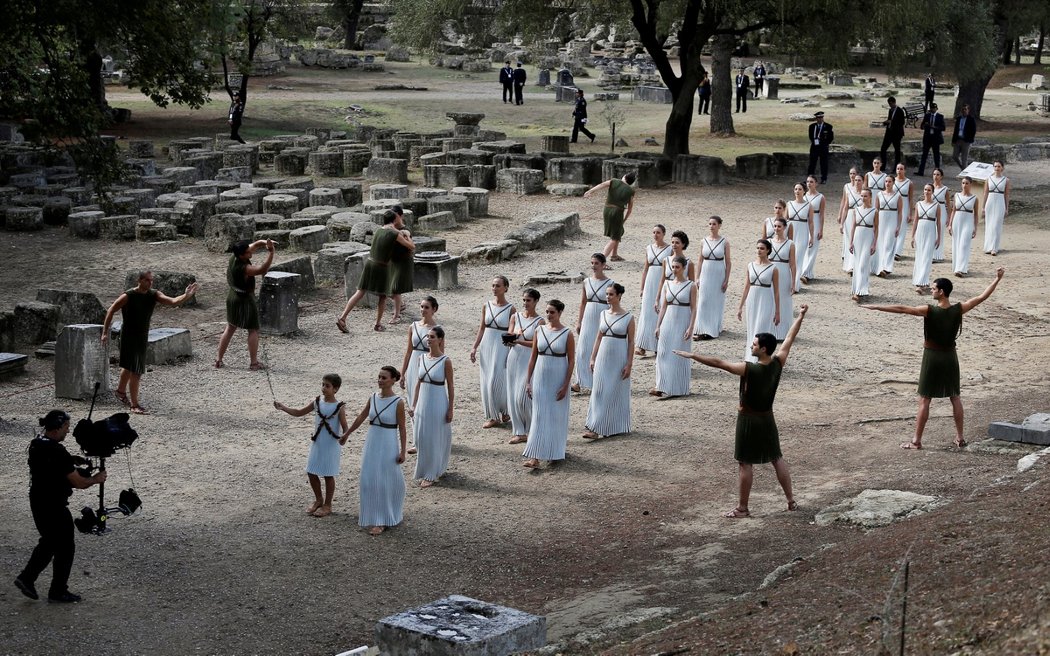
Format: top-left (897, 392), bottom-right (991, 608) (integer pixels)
top-left (14, 410), bottom-right (106, 603)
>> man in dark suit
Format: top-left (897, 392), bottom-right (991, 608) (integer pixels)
top-left (880, 96), bottom-right (906, 168)
top-left (499, 60), bottom-right (514, 103)
top-left (924, 73), bottom-right (935, 112)
top-left (512, 62), bottom-right (527, 105)
top-left (951, 104), bottom-right (977, 169)
top-left (735, 68), bottom-right (750, 113)
top-left (917, 102), bottom-right (946, 176)
top-left (806, 112), bottom-right (834, 184)
top-left (570, 89), bottom-right (595, 143)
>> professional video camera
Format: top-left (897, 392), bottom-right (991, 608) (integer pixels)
top-left (71, 383), bottom-right (142, 534)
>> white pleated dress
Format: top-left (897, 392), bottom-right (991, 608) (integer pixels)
top-left (359, 393), bottom-right (406, 528)
top-left (786, 200), bottom-right (810, 291)
top-left (574, 277), bottom-right (614, 389)
top-left (952, 193), bottom-right (978, 274)
top-left (932, 185), bottom-right (950, 261)
top-left (305, 398), bottom-right (344, 477)
top-left (876, 191), bottom-right (900, 274)
top-left (912, 200), bottom-right (939, 286)
top-left (478, 301), bottom-right (513, 420)
top-left (893, 178), bottom-right (913, 256)
top-left (523, 327), bottom-right (572, 461)
top-left (744, 262), bottom-right (776, 363)
top-left (866, 171), bottom-right (888, 194)
top-left (694, 237), bottom-right (728, 338)
top-left (802, 192), bottom-right (824, 280)
top-left (506, 313), bottom-right (544, 436)
top-left (769, 239), bottom-right (793, 340)
top-left (404, 322), bottom-right (433, 410)
top-left (586, 311), bottom-right (633, 436)
top-left (413, 354), bottom-right (452, 482)
top-left (637, 243), bottom-right (672, 351)
top-left (984, 176), bottom-right (1007, 253)
top-left (851, 206), bottom-right (877, 296)
top-left (842, 186), bottom-right (861, 270)
top-left (655, 279), bottom-right (693, 396)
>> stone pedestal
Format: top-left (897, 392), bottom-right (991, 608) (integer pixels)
top-left (765, 76), bottom-right (779, 99)
top-left (263, 194), bottom-right (300, 218)
top-left (541, 135), bottom-right (571, 154)
top-left (417, 211), bottom-right (457, 232)
top-left (289, 225), bottom-right (330, 252)
top-left (449, 187), bottom-right (490, 216)
top-left (496, 168), bottom-right (545, 195)
top-left (0, 352), bottom-right (29, 380)
top-left (14, 301), bottom-right (59, 346)
top-left (446, 149), bottom-right (495, 166)
top-left (470, 165), bottom-right (497, 190)
top-left (270, 256), bottom-right (315, 292)
top-left (309, 188), bottom-right (345, 207)
top-left (546, 157), bottom-right (603, 185)
top-left (413, 254), bottom-right (460, 289)
top-left (365, 158), bottom-right (409, 183)
top-left (275, 151), bottom-right (307, 176)
top-left (601, 158), bottom-right (658, 188)
top-left (54, 324), bottom-right (109, 400)
top-left (145, 328), bottom-right (192, 365)
top-left (328, 212), bottom-right (373, 241)
top-left (5, 207), bottom-right (44, 231)
top-left (343, 253), bottom-right (378, 308)
top-left (427, 195), bottom-right (470, 222)
top-left (475, 140), bottom-right (526, 155)
top-left (135, 219), bottom-right (178, 242)
top-left (674, 154), bottom-right (729, 185)
top-left (99, 215), bottom-right (138, 240)
top-left (425, 165), bottom-right (471, 189)
top-left (343, 150), bottom-right (372, 175)
top-left (369, 183), bottom-right (410, 201)
top-left (315, 242), bottom-right (370, 284)
top-left (259, 272), bottom-right (300, 335)
top-left (68, 211), bottom-right (103, 238)
top-left (735, 153), bottom-right (774, 178)
top-left (36, 289), bottom-right (105, 326)
top-left (309, 151), bottom-right (344, 177)
top-left (204, 214), bottom-right (256, 252)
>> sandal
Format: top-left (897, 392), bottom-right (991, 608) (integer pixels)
top-left (724, 507), bottom-right (750, 519)
top-left (114, 390), bottom-right (130, 406)
top-left (373, 323), bottom-right (386, 332)
top-left (214, 360), bottom-right (224, 369)
top-left (130, 405), bottom-right (149, 415)
top-left (249, 362), bottom-right (268, 371)
top-left (953, 437), bottom-right (967, 448)
top-left (787, 500), bottom-right (798, 511)
top-left (336, 318), bottom-right (349, 334)
top-left (900, 441), bottom-right (922, 450)
top-left (508, 436), bottom-right (527, 444)
top-left (609, 255), bottom-right (625, 262)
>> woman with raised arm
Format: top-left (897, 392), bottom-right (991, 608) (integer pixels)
top-left (215, 238), bottom-right (274, 370)
top-left (410, 327), bottom-right (454, 488)
top-left (931, 168), bottom-right (952, 263)
top-left (849, 189), bottom-right (879, 301)
top-left (738, 239), bottom-right (781, 363)
top-left (768, 216), bottom-right (795, 338)
top-left (948, 176), bottom-right (979, 277)
top-left (981, 160), bottom-right (1010, 256)
top-left (573, 253), bottom-right (614, 393)
top-left (786, 183), bottom-right (813, 291)
top-left (910, 183), bottom-right (943, 294)
top-left (636, 224), bottom-right (672, 356)
top-left (506, 288), bottom-right (545, 445)
top-left (863, 267), bottom-right (1005, 449)
top-left (522, 300), bottom-right (575, 469)
top-left (583, 283), bottom-right (635, 439)
top-left (875, 175), bottom-right (901, 277)
top-left (693, 216), bottom-right (731, 340)
top-left (470, 276), bottom-right (515, 428)
top-left (892, 163), bottom-right (914, 259)
top-left (800, 175), bottom-right (825, 284)
top-left (399, 295), bottom-right (439, 454)
top-left (651, 255), bottom-right (697, 398)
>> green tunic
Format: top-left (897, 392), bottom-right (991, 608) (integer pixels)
top-left (918, 302), bottom-right (962, 398)
top-left (357, 226), bottom-right (400, 295)
top-left (734, 357), bottom-right (784, 464)
top-left (225, 256), bottom-right (260, 330)
top-left (388, 241), bottom-right (414, 295)
top-left (119, 288), bottom-right (158, 375)
top-left (602, 178), bottom-right (635, 241)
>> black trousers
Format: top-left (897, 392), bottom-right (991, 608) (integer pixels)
top-left (736, 90), bottom-right (747, 113)
top-left (880, 132), bottom-right (903, 167)
top-left (924, 92), bottom-right (935, 112)
top-left (697, 95), bottom-right (710, 114)
top-left (755, 78), bottom-right (764, 95)
top-left (229, 119), bottom-right (245, 144)
top-left (502, 83), bottom-right (513, 103)
top-left (514, 83), bottom-right (524, 105)
top-left (571, 118), bottom-right (594, 143)
top-left (918, 142), bottom-right (942, 174)
top-left (20, 500), bottom-right (75, 596)
top-left (808, 145), bottom-right (830, 182)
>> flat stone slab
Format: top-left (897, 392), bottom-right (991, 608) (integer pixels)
top-left (989, 413), bottom-right (1050, 446)
top-left (375, 595), bottom-right (545, 655)
top-left (0, 352), bottom-right (29, 379)
top-left (814, 489), bottom-right (948, 529)
top-left (547, 183), bottom-right (590, 197)
top-left (145, 328), bottom-right (192, 365)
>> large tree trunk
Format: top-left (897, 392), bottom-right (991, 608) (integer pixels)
top-left (956, 73), bottom-right (994, 119)
top-left (342, 0), bottom-right (364, 50)
top-left (1036, 24), bottom-right (1045, 65)
top-left (663, 84), bottom-right (697, 157)
top-left (1001, 37), bottom-right (1013, 65)
top-left (709, 34), bottom-right (735, 135)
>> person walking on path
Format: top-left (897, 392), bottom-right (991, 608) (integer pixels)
top-left (636, 224), bottom-right (671, 356)
top-left (863, 267), bottom-right (1005, 449)
top-left (735, 68), bottom-right (750, 113)
top-left (506, 289), bottom-right (545, 445)
top-left (951, 104), bottom-right (977, 169)
top-left (880, 97), bottom-right (906, 168)
top-left (101, 271), bottom-right (198, 414)
top-left (273, 374), bottom-right (349, 518)
top-left (522, 300), bottom-right (575, 469)
top-left (583, 283), bottom-right (635, 440)
top-left (215, 239), bottom-right (274, 370)
top-left (512, 62), bottom-right (526, 105)
top-left (570, 89), bottom-right (595, 144)
top-left (917, 103), bottom-right (946, 176)
top-left (14, 410), bottom-right (107, 603)
top-left (981, 160), bottom-right (1010, 256)
top-left (470, 276), bottom-right (515, 429)
top-left (584, 172), bottom-right (636, 262)
top-left (674, 305), bottom-right (808, 518)
top-left (228, 91), bottom-right (246, 144)
top-left (409, 326), bottom-right (454, 487)
top-left (499, 60), bottom-right (514, 103)
top-left (806, 112), bottom-right (833, 184)
top-left (336, 209), bottom-right (414, 334)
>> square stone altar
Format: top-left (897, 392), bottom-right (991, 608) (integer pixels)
top-left (375, 595), bottom-right (545, 655)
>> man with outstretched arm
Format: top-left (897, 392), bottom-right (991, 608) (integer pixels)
top-left (863, 267), bottom-right (1005, 450)
top-left (674, 304), bottom-right (808, 518)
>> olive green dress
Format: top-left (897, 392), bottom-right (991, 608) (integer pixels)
top-left (388, 241), bottom-right (414, 295)
top-left (602, 178), bottom-right (635, 241)
top-left (226, 256), bottom-right (260, 330)
top-left (734, 357), bottom-right (784, 464)
top-left (918, 302), bottom-right (962, 398)
top-left (119, 288), bottom-right (158, 375)
top-left (358, 226), bottom-right (400, 295)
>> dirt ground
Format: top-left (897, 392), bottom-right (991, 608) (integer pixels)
top-left (2, 62), bottom-right (1050, 655)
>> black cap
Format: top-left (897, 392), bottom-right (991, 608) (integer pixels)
top-left (226, 239), bottom-right (250, 256)
top-left (814, 111), bottom-right (825, 118)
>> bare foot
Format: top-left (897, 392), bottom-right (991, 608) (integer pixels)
top-left (648, 388), bottom-right (664, 397)
top-left (581, 430), bottom-right (599, 439)
top-left (482, 419), bottom-right (500, 429)
top-left (635, 348), bottom-right (646, 356)
top-left (508, 435), bottom-right (527, 444)
top-left (900, 441), bottom-right (922, 450)
top-left (571, 383), bottom-right (581, 393)
top-left (373, 323), bottom-right (386, 332)
top-left (312, 505), bottom-right (331, 517)
top-left (609, 255), bottom-right (625, 262)
top-left (368, 526), bottom-right (385, 535)
top-left (419, 480), bottom-right (434, 488)
top-left (406, 447), bottom-right (417, 455)
top-left (954, 437), bottom-right (967, 448)
top-left (305, 501), bottom-right (322, 515)
top-left (787, 500), bottom-right (798, 511)
top-left (522, 459), bottom-right (540, 469)
top-left (724, 507), bottom-right (751, 518)
top-left (249, 362), bottom-right (267, 371)
top-left (130, 405), bottom-right (149, 415)
top-left (214, 360), bottom-right (224, 369)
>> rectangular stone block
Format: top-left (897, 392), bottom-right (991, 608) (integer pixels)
top-left (259, 272), bottom-right (300, 335)
top-left (674, 154), bottom-right (728, 185)
top-left (315, 242), bottom-right (370, 285)
top-left (0, 352), bottom-right (29, 380)
top-left (601, 158), bottom-right (659, 188)
top-left (343, 253), bottom-right (378, 309)
top-left (270, 256), bottom-right (315, 292)
top-left (145, 327), bottom-right (192, 365)
top-left (413, 255), bottom-right (460, 290)
top-left (989, 413), bottom-right (1050, 446)
top-left (14, 301), bottom-right (59, 346)
top-left (54, 324), bottom-right (109, 400)
top-left (35, 289), bottom-right (105, 327)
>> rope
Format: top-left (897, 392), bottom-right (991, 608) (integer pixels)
top-left (260, 337), bottom-right (277, 401)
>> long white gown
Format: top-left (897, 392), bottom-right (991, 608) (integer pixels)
top-left (359, 393), bottom-right (406, 528)
top-left (984, 175), bottom-right (1007, 253)
top-left (932, 185), bottom-right (950, 261)
top-left (842, 185), bottom-right (861, 271)
top-left (851, 206), bottom-right (877, 296)
top-left (768, 239), bottom-right (793, 340)
top-left (586, 311), bottom-right (633, 437)
top-left (786, 199), bottom-right (810, 291)
top-left (574, 277), bottom-right (614, 389)
top-left (744, 262), bottom-right (776, 363)
top-left (802, 191), bottom-right (824, 280)
top-left (876, 191), bottom-right (899, 274)
top-left (637, 243), bottom-right (672, 351)
top-left (478, 301), bottom-right (513, 420)
top-left (912, 200), bottom-right (939, 286)
top-left (403, 322), bottom-right (432, 410)
top-left (523, 326), bottom-right (571, 461)
top-left (866, 171), bottom-right (888, 193)
top-left (952, 193), bottom-right (977, 274)
top-left (413, 354), bottom-right (451, 482)
top-left (694, 237), bottom-right (728, 338)
top-left (655, 279), bottom-right (693, 396)
top-left (893, 178), bottom-right (912, 256)
top-left (506, 313), bottom-right (544, 436)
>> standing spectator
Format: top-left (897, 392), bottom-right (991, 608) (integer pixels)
top-left (924, 73), bottom-right (936, 112)
top-left (917, 103), bottom-right (946, 176)
top-left (512, 62), bottom-right (526, 105)
top-left (735, 68), bottom-right (750, 113)
top-left (753, 61), bottom-right (766, 98)
top-left (697, 72), bottom-right (711, 115)
top-left (951, 104), bottom-right (977, 169)
top-left (880, 97), bottom-right (906, 168)
top-left (499, 60), bottom-right (514, 103)
top-left (571, 89), bottom-right (595, 144)
top-left (228, 91), bottom-right (246, 144)
top-left (806, 111), bottom-right (834, 184)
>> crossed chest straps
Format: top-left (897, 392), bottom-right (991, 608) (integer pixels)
top-left (647, 244), bottom-right (672, 267)
top-left (484, 302), bottom-right (512, 330)
top-left (893, 179), bottom-right (911, 197)
top-left (411, 323), bottom-right (430, 352)
top-left (854, 207), bottom-right (876, 228)
top-left (537, 327), bottom-right (569, 357)
top-left (703, 237), bottom-right (726, 261)
top-left (918, 202), bottom-right (938, 221)
top-left (989, 177), bottom-right (1006, 194)
top-left (750, 263), bottom-right (774, 288)
top-left (788, 201), bottom-right (810, 224)
top-left (933, 186), bottom-right (949, 205)
top-left (955, 195), bottom-right (976, 213)
top-left (806, 193), bottom-right (823, 216)
top-left (770, 240), bottom-right (792, 262)
top-left (880, 192), bottom-right (899, 210)
top-left (666, 281), bottom-right (691, 306)
top-left (601, 312), bottom-right (631, 339)
top-left (368, 394), bottom-right (400, 429)
top-left (311, 398), bottom-right (345, 441)
top-left (867, 173), bottom-right (887, 191)
top-left (847, 187), bottom-right (862, 209)
top-left (419, 355), bottom-right (447, 386)
top-left (586, 278), bottom-right (613, 304)
top-left (516, 314), bottom-right (543, 342)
